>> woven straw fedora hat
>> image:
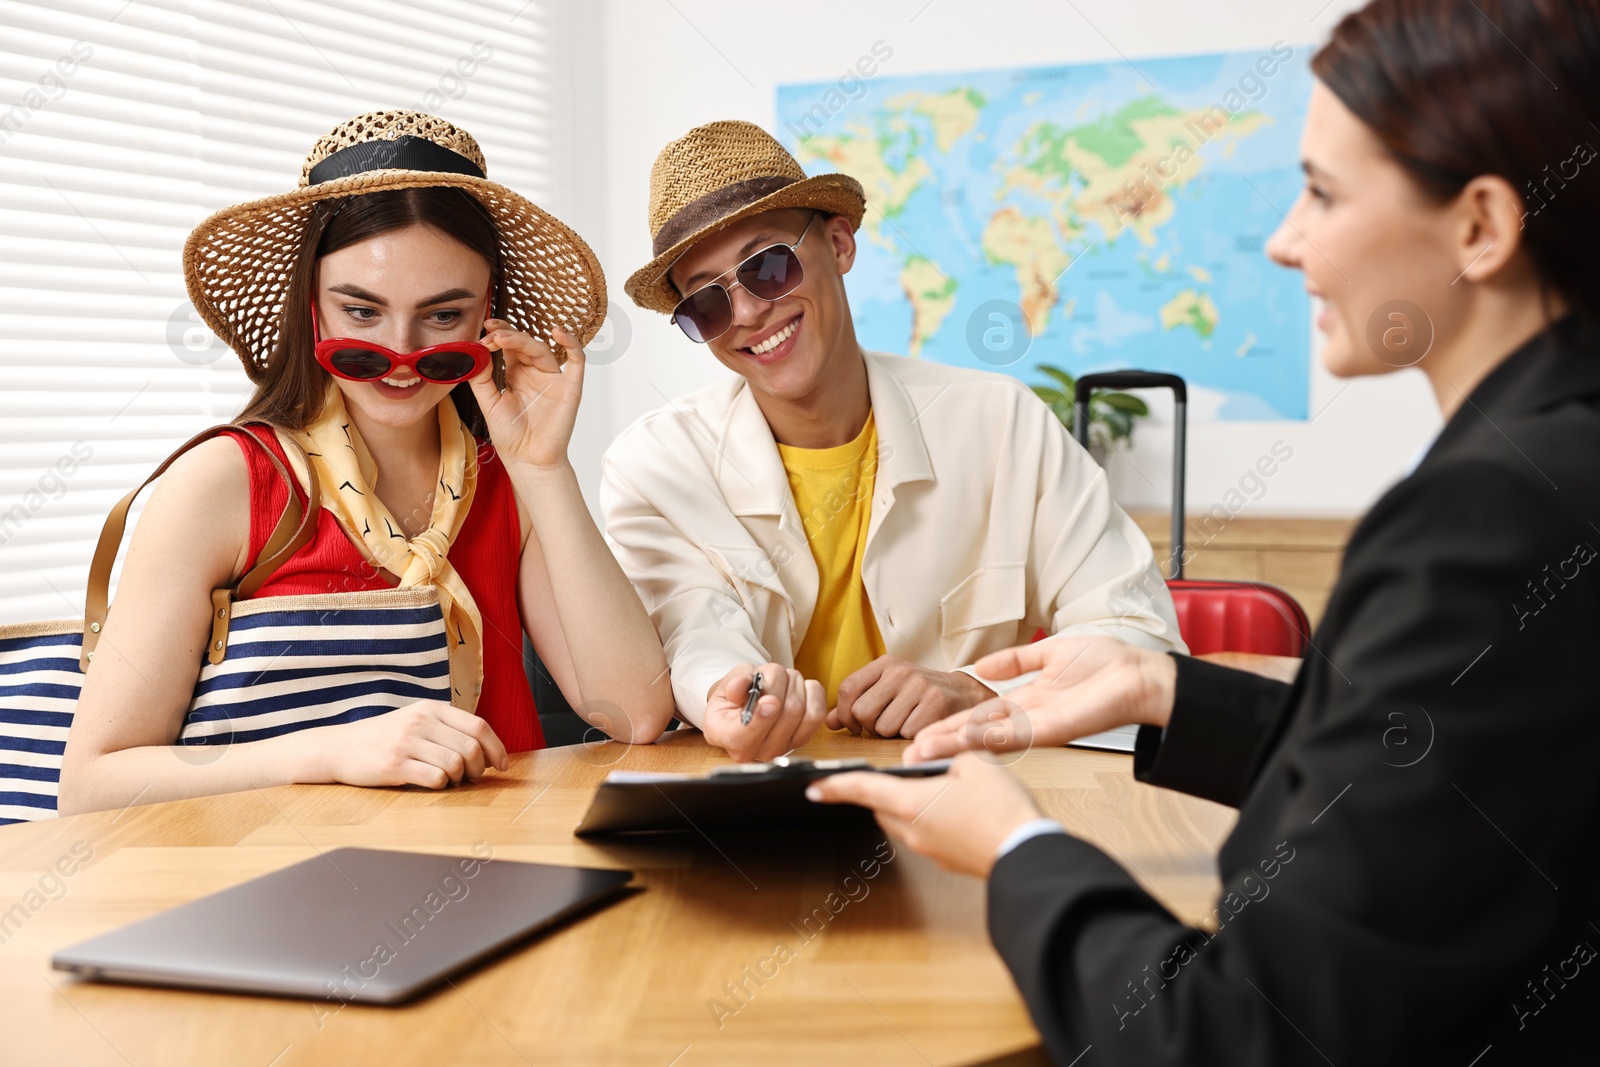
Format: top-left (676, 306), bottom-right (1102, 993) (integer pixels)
top-left (624, 120), bottom-right (866, 314)
top-left (183, 110), bottom-right (606, 382)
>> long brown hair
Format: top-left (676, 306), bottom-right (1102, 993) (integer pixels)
top-left (236, 186), bottom-right (506, 438)
top-left (1314, 0), bottom-right (1600, 330)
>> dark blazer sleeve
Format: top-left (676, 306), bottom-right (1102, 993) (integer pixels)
top-left (1131, 654), bottom-right (1293, 808)
top-left (987, 458), bottom-right (1600, 1066)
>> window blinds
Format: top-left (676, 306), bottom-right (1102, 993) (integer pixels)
top-left (0, 0), bottom-right (567, 624)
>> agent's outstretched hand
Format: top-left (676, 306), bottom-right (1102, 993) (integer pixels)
top-left (903, 637), bottom-right (1177, 764)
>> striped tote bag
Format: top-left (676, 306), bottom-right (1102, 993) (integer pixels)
top-left (0, 425), bottom-right (453, 826)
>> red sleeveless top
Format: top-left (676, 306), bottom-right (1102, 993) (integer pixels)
top-left (225, 425), bottom-right (544, 752)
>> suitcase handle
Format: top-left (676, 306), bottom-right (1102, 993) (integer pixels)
top-left (1073, 371), bottom-right (1187, 579)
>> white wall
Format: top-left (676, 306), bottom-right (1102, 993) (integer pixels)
top-left (569, 0), bottom-right (1441, 521)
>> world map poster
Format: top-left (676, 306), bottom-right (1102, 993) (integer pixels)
top-left (776, 45), bottom-right (1315, 420)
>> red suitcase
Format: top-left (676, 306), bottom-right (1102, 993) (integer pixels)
top-left (1072, 372), bottom-right (1311, 658)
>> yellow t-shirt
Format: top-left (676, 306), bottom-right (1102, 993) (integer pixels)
top-left (777, 413), bottom-right (889, 707)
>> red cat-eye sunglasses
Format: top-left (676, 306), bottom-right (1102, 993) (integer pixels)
top-left (312, 293), bottom-right (495, 385)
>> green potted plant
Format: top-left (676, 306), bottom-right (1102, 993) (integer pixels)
top-left (1029, 364), bottom-right (1150, 463)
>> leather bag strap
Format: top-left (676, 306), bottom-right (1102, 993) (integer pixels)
top-left (80, 424), bottom-right (320, 671)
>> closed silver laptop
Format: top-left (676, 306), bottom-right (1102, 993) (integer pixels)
top-left (52, 847), bottom-right (633, 1004)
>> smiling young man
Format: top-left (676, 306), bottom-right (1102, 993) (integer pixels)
top-left (602, 120), bottom-right (1184, 762)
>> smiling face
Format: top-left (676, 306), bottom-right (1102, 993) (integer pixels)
top-left (314, 223), bottom-right (492, 433)
top-left (1266, 81), bottom-right (1469, 378)
top-left (667, 208), bottom-right (860, 406)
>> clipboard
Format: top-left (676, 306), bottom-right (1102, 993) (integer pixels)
top-left (573, 756), bottom-right (951, 837)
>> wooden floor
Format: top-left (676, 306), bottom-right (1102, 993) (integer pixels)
top-left (1131, 512), bottom-right (1358, 626)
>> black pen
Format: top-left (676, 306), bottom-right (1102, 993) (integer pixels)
top-left (741, 671), bottom-right (763, 726)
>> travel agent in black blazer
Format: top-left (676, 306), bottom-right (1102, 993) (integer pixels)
top-left (806, 2), bottom-right (1600, 1061)
top-left (986, 316), bottom-right (1600, 1064)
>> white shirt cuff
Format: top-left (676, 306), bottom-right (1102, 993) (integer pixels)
top-left (995, 817), bottom-right (1067, 860)
top-left (955, 665), bottom-right (1038, 698)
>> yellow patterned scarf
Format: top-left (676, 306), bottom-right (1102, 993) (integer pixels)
top-left (277, 383), bottom-right (484, 712)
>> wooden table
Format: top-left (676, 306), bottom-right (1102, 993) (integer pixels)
top-left (0, 727), bottom-right (1240, 1066)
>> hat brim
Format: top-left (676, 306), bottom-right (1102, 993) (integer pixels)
top-left (183, 169), bottom-right (607, 383)
top-left (623, 173), bottom-right (866, 315)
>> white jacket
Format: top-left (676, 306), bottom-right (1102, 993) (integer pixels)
top-left (601, 351), bottom-right (1186, 726)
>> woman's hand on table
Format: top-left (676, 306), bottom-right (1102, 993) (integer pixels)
top-left (903, 636), bottom-right (1178, 764)
top-left (320, 700), bottom-right (508, 789)
top-left (807, 753), bottom-right (1043, 879)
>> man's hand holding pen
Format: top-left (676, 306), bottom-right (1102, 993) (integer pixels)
top-left (704, 664), bottom-right (826, 762)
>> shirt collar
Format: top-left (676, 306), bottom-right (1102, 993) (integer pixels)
top-left (714, 351), bottom-right (935, 516)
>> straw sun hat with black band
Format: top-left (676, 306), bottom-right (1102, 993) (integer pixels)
top-left (624, 120), bottom-right (866, 314)
top-left (184, 110), bottom-right (606, 383)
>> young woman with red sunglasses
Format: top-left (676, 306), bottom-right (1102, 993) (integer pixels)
top-left (58, 115), bottom-right (674, 814)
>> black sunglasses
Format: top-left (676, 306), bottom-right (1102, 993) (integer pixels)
top-left (671, 213), bottom-right (816, 343)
